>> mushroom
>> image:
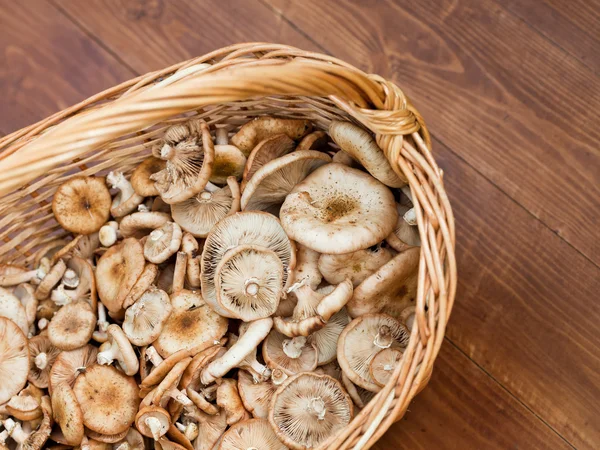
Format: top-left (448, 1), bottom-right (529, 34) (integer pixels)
top-left (48, 301), bottom-right (96, 351)
top-left (0, 265), bottom-right (43, 287)
top-left (226, 328), bottom-right (271, 383)
top-left (287, 243), bottom-right (321, 291)
top-left (52, 176), bottom-right (112, 234)
top-left (122, 263), bottom-right (158, 310)
top-left (51, 256), bottom-right (97, 310)
top-left (52, 383), bottom-right (84, 445)
top-left (296, 130), bottom-right (329, 151)
top-left (186, 388), bottom-right (219, 416)
top-left (230, 117), bottom-right (313, 156)
top-left (370, 347), bottom-right (404, 387)
top-left (386, 204), bottom-right (421, 252)
top-left (27, 335), bottom-right (60, 389)
top-left (318, 243), bottom-right (394, 287)
top-left (13, 284), bottom-right (38, 331)
top-left (269, 372), bottom-right (353, 450)
top-left (86, 429), bottom-right (130, 444)
top-left (72, 364), bottom-right (139, 435)
top-left (214, 244), bottom-right (283, 321)
top-left (337, 313), bottom-right (410, 392)
top-left (171, 422), bottom-right (197, 449)
top-left (399, 305), bottom-right (416, 332)
top-left (346, 247), bottom-right (419, 318)
top-left (210, 128), bottom-right (247, 185)
top-left (119, 211), bottom-right (171, 238)
top-left (170, 178), bottom-right (240, 238)
top-left (123, 288), bottom-right (172, 346)
top-left (185, 408), bottom-right (226, 450)
top-left (92, 303), bottom-right (110, 344)
top-left (113, 427), bottom-right (145, 450)
top-left (0, 317), bottom-right (29, 404)
top-left (201, 212), bottom-right (295, 316)
top-left (237, 370), bottom-right (277, 419)
top-left (331, 150), bottom-right (357, 166)
top-left (49, 233), bottom-right (100, 265)
top-left (48, 344), bottom-right (98, 394)
top-left (155, 437), bottom-right (188, 450)
top-left (151, 357), bottom-right (193, 408)
top-left (35, 259), bottom-right (66, 301)
top-left (216, 379), bottom-right (250, 425)
top-left (280, 163), bottom-right (397, 254)
top-left (5, 385), bottom-right (43, 421)
top-left (315, 361), bottom-right (343, 381)
top-left (150, 119), bottom-right (215, 204)
top-left (329, 120), bottom-right (407, 187)
top-left (309, 307), bottom-right (351, 366)
top-left (3, 397), bottom-right (52, 449)
top-left (99, 221), bottom-right (120, 248)
top-left (131, 157), bottom-right (167, 197)
top-left (136, 405), bottom-right (171, 441)
top-left (0, 287), bottom-right (29, 335)
top-left (179, 343), bottom-right (227, 391)
top-left (97, 324), bottom-right (139, 376)
top-left (240, 150), bottom-right (331, 214)
top-left (219, 418), bottom-right (286, 450)
top-left (341, 373), bottom-right (375, 410)
top-left (106, 172), bottom-right (144, 218)
top-left (180, 233), bottom-right (200, 288)
top-left (96, 238), bottom-right (145, 314)
top-left (144, 222), bottom-right (183, 264)
top-left (241, 134), bottom-right (295, 189)
top-left (262, 332), bottom-right (318, 376)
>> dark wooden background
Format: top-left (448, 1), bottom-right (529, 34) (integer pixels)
top-left (1, 1), bottom-right (598, 448)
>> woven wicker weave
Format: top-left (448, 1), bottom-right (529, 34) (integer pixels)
top-left (0, 43), bottom-right (456, 449)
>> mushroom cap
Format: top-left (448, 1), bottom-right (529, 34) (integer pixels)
top-left (210, 144), bottom-right (246, 185)
top-left (219, 418), bottom-right (286, 450)
top-left (216, 378), bottom-right (250, 425)
top-left (122, 262), bottom-right (159, 309)
top-left (288, 243), bottom-right (322, 290)
top-left (399, 305), bottom-right (416, 332)
top-left (68, 255), bottom-right (98, 309)
top-left (73, 364), bottom-right (140, 435)
top-left (337, 313), bottom-right (409, 392)
top-left (201, 212), bottom-right (295, 315)
top-left (135, 405), bottom-right (171, 440)
top-left (315, 361), bottom-right (343, 382)
top-left (329, 120), bottom-right (407, 187)
top-left (153, 291), bottom-right (228, 358)
top-left (131, 157), bottom-right (167, 197)
top-left (308, 307), bottom-right (351, 366)
top-left (347, 247), bottom-right (419, 318)
top-left (96, 238), bottom-right (145, 314)
top-left (262, 332), bottom-right (318, 376)
top-left (341, 373), bottom-right (375, 409)
top-left (12, 283), bottom-right (37, 327)
top-left (0, 287), bottom-right (29, 335)
top-left (242, 134), bottom-right (295, 189)
top-left (52, 176), bottom-right (112, 234)
top-left (123, 288), bottom-right (172, 346)
top-left (48, 300), bottom-right (96, 351)
top-left (386, 204), bottom-right (421, 252)
top-left (49, 344), bottom-right (98, 394)
top-left (230, 117), bottom-right (313, 156)
top-left (189, 409), bottom-right (227, 450)
top-left (318, 243), bottom-right (394, 287)
top-left (296, 130), bottom-right (329, 151)
top-left (269, 372), bottom-right (353, 450)
top-left (241, 150), bottom-right (331, 214)
top-left (28, 335), bottom-right (60, 389)
top-left (35, 259), bottom-right (67, 300)
top-left (108, 172), bottom-right (145, 218)
top-left (0, 317), bottom-right (29, 404)
top-left (103, 324), bottom-right (139, 376)
top-left (280, 163), bottom-right (398, 254)
top-left (370, 347), bottom-right (404, 387)
top-left (179, 343), bottom-right (225, 390)
top-left (52, 383), bottom-right (85, 445)
top-left (116, 427), bottom-right (145, 449)
top-left (144, 222), bottom-right (183, 264)
top-left (215, 244), bottom-right (283, 321)
top-left (119, 211), bottom-right (171, 238)
top-left (237, 370), bottom-right (277, 419)
top-left (86, 428), bottom-right (130, 443)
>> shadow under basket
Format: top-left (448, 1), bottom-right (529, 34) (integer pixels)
top-left (0, 43), bottom-right (457, 449)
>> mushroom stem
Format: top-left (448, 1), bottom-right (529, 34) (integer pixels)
top-left (403, 207), bottom-right (417, 226)
top-left (309, 397), bottom-right (327, 421)
top-left (107, 171), bottom-right (137, 203)
top-left (0, 269), bottom-right (39, 287)
top-left (97, 342), bottom-right (120, 365)
top-left (247, 359), bottom-right (272, 383)
top-left (145, 346), bottom-right (164, 367)
top-left (176, 422), bottom-right (199, 441)
top-left (62, 269), bottom-right (80, 289)
top-left (215, 128), bottom-right (229, 146)
top-left (0, 430), bottom-right (8, 444)
top-left (244, 277), bottom-right (261, 296)
top-left (97, 302), bottom-right (108, 331)
top-left (374, 325), bottom-right (394, 349)
top-left (315, 278), bottom-right (353, 321)
top-left (283, 336), bottom-right (307, 359)
top-left (144, 416), bottom-right (164, 440)
top-left (50, 284), bottom-right (75, 306)
top-left (35, 352), bottom-right (48, 370)
top-left (172, 251), bottom-right (187, 293)
top-left (3, 419), bottom-right (30, 444)
top-left (160, 144), bottom-right (176, 160)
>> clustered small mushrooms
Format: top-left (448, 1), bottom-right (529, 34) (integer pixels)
top-left (0, 117), bottom-right (421, 449)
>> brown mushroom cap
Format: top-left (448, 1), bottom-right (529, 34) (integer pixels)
top-left (97, 324), bottom-right (139, 376)
top-left (242, 134), bottom-right (295, 189)
top-left (86, 428), bottom-right (130, 444)
top-left (211, 144), bottom-right (247, 185)
top-left (237, 370), bottom-right (277, 419)
top-left (135, 405), bottom-right (171, 440)
top-left (131, 157), bottom-right (167, 197)
top-left (122, 263), bottom-right (159, 310)
top-left (123, 287), bottom-right (172, 346)
top-left (0, 287), bottom-right (29, 335)
top-left (269, 372), bottom-right (353, 450)
top-left (186, 408), bottom-right (226, 450)
top-left (0, 317), bottom-right (29, 404)
top-left (73, 364), bottom-right (139, 435)
top-left (230, 117), bottom-right (313, 156)
top-left (296, 130), bottom-right (329, 151)
top-left (262, 332), bottom-right (318, 376)
top-left (220, 418), bottom-right (286, 450)
top-left (217, 378), bottom-right (250, 425)
top-left (370, 347), bottom-right (404, 387)
top-left (48, 301), bottom-right (96, 351)
top-left (386, 204), bottom-right (421, 252)
top-left (280, 163), bottom-right (398, 254)
top-left (52, 383), bottom-right (85, 445)
top-left (119, 211), bottom-right (171, 238)
top-left (28, 335), bottom-right (60, 389)
top-left (35, 259), bottom-right (67, 301)
top-left (144, 222), bottom-right (183, 264)
top-left (52, 176), bottom-right (112, 234)
top-left (49, 344), bottom-right (98, 394)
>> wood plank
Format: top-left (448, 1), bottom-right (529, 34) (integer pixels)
top-left (55, 0), bottom-right (319, 74)
top-left (503, 0), bottom-right (600, 73)
top-left (264, 0), bottom-right (600, 267)
top-left (0, 0), bottom-right (132, 135)
top-left (373, 342), bottom-right (571, 450)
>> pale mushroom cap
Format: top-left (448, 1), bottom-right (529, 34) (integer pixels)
top-left (122, 262), bottom-right (159, 310)
top-left (86, 428), bottom-right (130, 443)
top-left (0, 317), bottom-right (29, 404)
top-left (119, 211), bottom-right (171, 238)
top-left (52, 383), bottom-right (84, 445)
top-left (48, 301), bottom-right (96, 351)
top-left (280, 163), bottom-right (398, 254)
top-left (269, 372), bottom-right (353, 450)
top-left (0, 287), bottom-right (29, 335)
top-left (123, 288), bottom-right (172, 346)
top-left (241, 150), bottom-right (331, 213)
top-left (52, 176), bottom-right (112, 234)
top-left (386, 204), bottom-right (421, 252)
top-left (308, 307), bottom-right (351, 366)
top-left (144, 222), bottom-right (183, 264)
top-left (28, 335), bottom-right (60, 389)
top-left (49, 344), bottom-right (98, 394)
top-left (135, 405), bottom-right (171, 439)
top-left (237, 370), bottom-right (277, 419)
top-left (242, 134), bottom-right (295, 188)
top-left (219, 418), bottom-right (286, 450)
top-left (217, 378), bottom-right (250, 426)
top-left (191, 409), bottom-right (227, 450)
top-left (288, 243), bottom-right (322, 290)
top-left (370, 347), bottom-right (404, 387)
top-left (318, 244), bottom-right (394, 287)
top-left (131, 157), bottom-right (167, 197)
top-left (73, 364), bottom-right (140, 435)
top-left (230, 117), bottom-right (313, 156)
top-left (211, 144), bottom-right (246, 185)
top-left (337, 313), bottom-right (410, 392)
top-left (262, 331), bottom-right (318, 376)
top-left (103, 324), bottom-right (139, 376)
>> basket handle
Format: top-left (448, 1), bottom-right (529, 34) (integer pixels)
top-left (0, 58), bottom-right (426, 195)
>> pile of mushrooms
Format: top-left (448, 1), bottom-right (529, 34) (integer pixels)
top-left (0, 117), bottom-right (421, 450)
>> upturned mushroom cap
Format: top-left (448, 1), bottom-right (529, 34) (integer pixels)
top-left (122, 263), bottom-right (159, 309)
top-left (296, 130), bottom-right (329, 151)
top-left (96, 238), bottom-right (145, 314)
top-left (237, 370), bottom-right (277, 419)
top-left (151, 120), bottom-right (215, 204)
top-left (52, 176), bottom-right (112, 234)
top-left (97, 324), bottom-right (139, 376)
top-left (309, 307), bottom-right (351, 366)
top-left (315, 361), bottom-right (343, 381)
top-left (230, 117), bottom-right (313, 156)
top-left (318, 243), bottom-right (394, 287)
top-left (262, 332), bottom-right (318, 376)
top-left (171, 178), bottom-right (240, 238)
top-left (119, 211), bottom-right (171, 238)
top-left (288, 243), bottom-right (322, 290)
top-left (329, 120), bottom-right (407, 187)
top-left (179, 342), bottom-right (226, 391)
top-left (337, 313), bottom-right (410, 392)
top-left (346, 247), bottom-right (419, 318)
top-left (48, 344), bottom-right (98, 394)
top-left (219, 418), bottom-right (286, 450)
top-left (269, 372), bottom-right (353, 450)
top-left (201, 212), bottom-right (295, 315)
top-left (0, 287), bottom-right (29, 335)
top-left (370, 347), bottom-right (404, 387)
top-left (214, 245), bottom-right (283, 321)
top-left (6, 387), bottom-right (43, 421)
top-left (73, 364), bottom-right (140, 435)
top-left (136, 405), bottom-right (171, 440)
top-left (52, 383), bottom-right (84, 445)
top-left (48, 300), bottom-right (96, 351)
top-left (386, 204), bottom-right (421, 252)
top-left (144, 222), bottom-right (183, 264)
top-left (241, 150), bottom-right (331, 214)
top-left (242, 134), bottom-right (295, 189)
top-left (114, 427), bottom-right (145, 449)
top-left (280, 163), bottom-right (398, 254)
top-left (187, 408), bottom-right (227, 450)
top-left (0, 317), bottom-right (29, 404)
top-left (123, 288), bottom-right (172, 346)
top-left (131, 157), bottom-right (167, 197)
top-left (28, 335), bottom-right (60, 389)
top-left (211, 141), bottom-right (246, 185)
top-left (216, 379), bottom-right (250, 425)
top-left (107, 171), bottom-right (145, 218)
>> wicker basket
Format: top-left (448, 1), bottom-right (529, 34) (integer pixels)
top-left (0, 43), bottom-right (456, 449)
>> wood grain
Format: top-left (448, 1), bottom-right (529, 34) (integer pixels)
top-left (264, 0), bottom-right (600, 267)
top-left (0, 0), bottom-right (132, 135)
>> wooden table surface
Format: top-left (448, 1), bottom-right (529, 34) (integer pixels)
top-left (1, 1), bottom-right (598, 448)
